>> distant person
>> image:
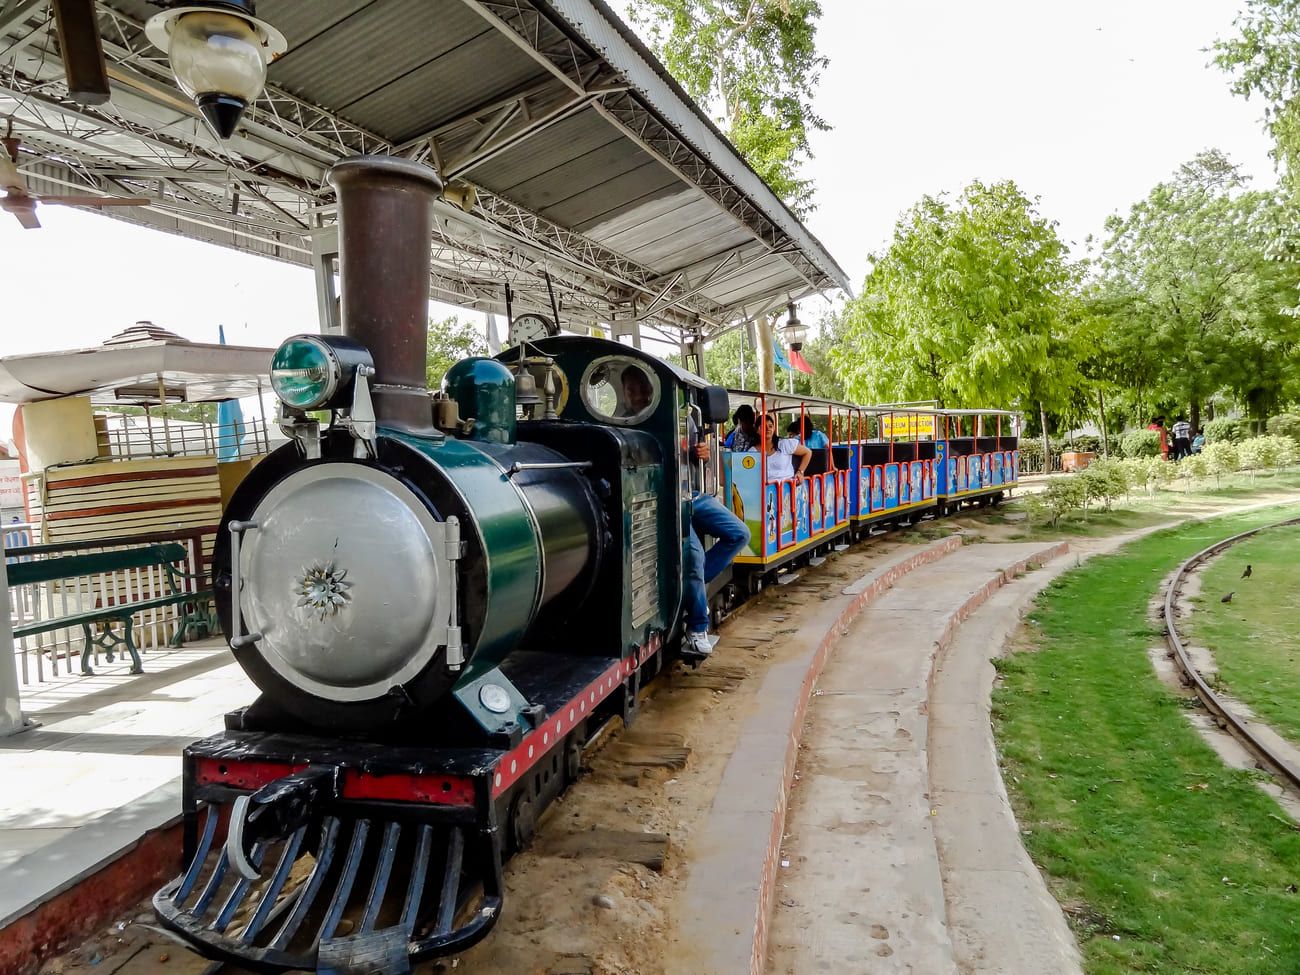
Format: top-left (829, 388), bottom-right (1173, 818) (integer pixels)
top-left (1147, 416), bottom-right (1169, 460)
top-left (759, 412), bottom-right (811, 481)
top-left (786, 417), bottom-right (830, 450)
top-left (1191, 431), bottom-right (1205, 454)
top-left (725, 405), bottom-right (758, 451)
top-left (1171, 416), bottom-right (1191, 460)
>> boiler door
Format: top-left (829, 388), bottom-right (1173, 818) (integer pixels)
top-left (237, 464), bottom-right (454, 702)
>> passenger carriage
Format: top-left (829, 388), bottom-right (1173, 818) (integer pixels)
top-left (933, 409), bottom-right (1021, 512)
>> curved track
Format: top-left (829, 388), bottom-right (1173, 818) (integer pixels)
top-left (1163, 516), bottom-right (1300, 793)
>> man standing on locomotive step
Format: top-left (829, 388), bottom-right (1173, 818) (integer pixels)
top-left (683, 403), bottom-right (749, 661)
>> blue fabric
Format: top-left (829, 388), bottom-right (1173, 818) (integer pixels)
top-left (805, 429), bottom-right (829, 450)
top-left (773, 342), bottom-right (793, 373)
top-left (216, 325), bottom-right (245, 463)
top-left (684, 493), bottom-right (750, 633)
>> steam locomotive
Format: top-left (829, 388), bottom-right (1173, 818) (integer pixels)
top-left (153, 156), bottom-right (734, 972)
top-left (152, 156), bottom-right (1019, 973)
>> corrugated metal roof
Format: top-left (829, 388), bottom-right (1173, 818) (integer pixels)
top-left (1, 0), bottom-right (849, 337)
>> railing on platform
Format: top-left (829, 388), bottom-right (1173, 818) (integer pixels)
top-left (6, 528), bottom-right (210, 685)
top-left (3, 521), bottom-right (39, 554)
top-left (96, 413), bottom-right (272, 462)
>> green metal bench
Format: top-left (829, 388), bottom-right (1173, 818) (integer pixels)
top-left (7, 542), bottom-right (214, 676)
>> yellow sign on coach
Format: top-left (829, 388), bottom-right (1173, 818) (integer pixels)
top-left (880, 414), bottom-right (935, 439)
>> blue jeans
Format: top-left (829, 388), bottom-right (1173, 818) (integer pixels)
top-left (685, 493), bottom-right (751, 633)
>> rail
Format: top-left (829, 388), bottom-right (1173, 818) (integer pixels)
top-left (6, 527), bottom-right (211, 685)
top-left (96, 413), bottom-right (272, 462)
top-left (1162, 517), bottom-right (1300, 793)
top-left (3, 520), bottom-right (39, 553)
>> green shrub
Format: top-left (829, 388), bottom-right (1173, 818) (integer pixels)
top-left (1120, 429), bottom-right (1162, 458)
top-left (1266, 413), bottom-right (1300, 444)
top-left (1119, 457), bottom-right (1156, 495)
top-left (1079, 458), bottom-right (1129, 512)
top-left (1181, 453), bottom-right (1208, 482)
top-left (1238, 436), bottom-right (1278, 473)
top-left (1202, 440), bottom-right (1240, 483)
top-left (1060, 434), bottom-right (1103, 454)
top-left (1203, 417), bottom-right (1249, 443)
top-left (1238, 434), bottom-right (1298, 471)
top-left (1026, 477), bottom-right (1087, 527)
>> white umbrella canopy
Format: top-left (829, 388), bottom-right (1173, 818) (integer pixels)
top-left (0, 322), bottom-right (273, 406)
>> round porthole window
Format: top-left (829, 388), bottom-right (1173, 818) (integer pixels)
top-left (580, 356), bottom-right (660, 426)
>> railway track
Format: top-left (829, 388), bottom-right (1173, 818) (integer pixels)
top-left (1162, 516), bottom-right (1300, 794)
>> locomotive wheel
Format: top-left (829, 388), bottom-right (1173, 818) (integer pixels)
top-left (510, 791), bottom-right (537, 851)
top-left (565, 735), bottom-right (583, 782)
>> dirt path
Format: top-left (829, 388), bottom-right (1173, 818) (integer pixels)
top-left (37, 538), bottom-right (928, 975)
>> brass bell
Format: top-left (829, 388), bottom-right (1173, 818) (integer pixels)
top-left (515, 370), bottom-right (542, 406)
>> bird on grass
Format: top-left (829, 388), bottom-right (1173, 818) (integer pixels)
top-left (1221, 592), bottom-right (1235, 603)
top-left (1241, 564), bottom-right (1252, 579)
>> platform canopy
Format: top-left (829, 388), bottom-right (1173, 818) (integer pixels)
top-left (0, 0), bottom-right (850, 343)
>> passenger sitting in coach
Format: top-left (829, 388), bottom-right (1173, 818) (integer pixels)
top-left (787, 417), bottom-right (835, 472)
top-left (726, 404), bottom-right (758, 451)
top-left (760, 412), bottom-right (811, 482)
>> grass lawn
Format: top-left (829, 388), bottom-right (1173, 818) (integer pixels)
top-left (1190, 521), bottom-right (1300, 747)
top-left (995, 468), bottom-right (1300, 543)
top-left (992, 503), bottom-right (1300, 975)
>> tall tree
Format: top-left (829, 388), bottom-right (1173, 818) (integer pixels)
top-left (832, 180), bottom-right (1085, 445)
top-left (426, 316), bottom-right (487, 390)
top-left (1214, 0), bottom-right (1300, 195)
top-left (627, 0), bottom-right (829, 216)
top-left (1093, 151), bottom-right (1300, 430)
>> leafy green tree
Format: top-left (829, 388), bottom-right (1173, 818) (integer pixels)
top-left (426, 316), bottom-right (487, 390)
top-left (832, 180), bottom-right (1085, 457)
top-left (1093, 151), bottom-right (1300, 431)
top-left (1214, 0), bottom-right (1300, 194)
top-left (627, 0), bottom-right (828, 214)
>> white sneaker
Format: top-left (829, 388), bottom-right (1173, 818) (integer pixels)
top-left (683, 631), bottom-right (713, 658)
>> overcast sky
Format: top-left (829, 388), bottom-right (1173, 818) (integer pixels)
top-left (0, 0), bottom-right (1278, 442)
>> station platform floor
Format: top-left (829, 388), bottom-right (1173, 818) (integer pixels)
top-left (0, 638), bottom-right (252, 930)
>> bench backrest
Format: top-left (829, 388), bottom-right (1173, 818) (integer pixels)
top-left (6, 543), bottom-right (190, 588)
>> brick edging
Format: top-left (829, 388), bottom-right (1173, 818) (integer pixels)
top-left (0, 821), bottom-right (182, 975)
top-left (748, 538), bottom-right (1068, 974)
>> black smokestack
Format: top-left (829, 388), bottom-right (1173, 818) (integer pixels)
top-left (327, 155), bottom-right (443, 431)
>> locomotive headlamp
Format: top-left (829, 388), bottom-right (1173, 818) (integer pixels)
top-left (782, 302), bottom-right (807, 352)
top-left (145, 2), bottom-right (286, 140)
top-left (270, 335), bottom-right (374, 412)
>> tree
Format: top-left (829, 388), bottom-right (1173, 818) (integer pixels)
top-left (1213, 1), bottom-right (1300, 195)
top-left (832, 180), bottom-right (1086, 451)
top-left (627, 0), bottom-right (828, 216)
top-left (426, 316), bottom-right (487, 390)
top-left (1092, 151), bottom-right (1300, 430)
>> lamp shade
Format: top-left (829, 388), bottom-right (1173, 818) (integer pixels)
top-left (145, 4), bottom-right (286, 139)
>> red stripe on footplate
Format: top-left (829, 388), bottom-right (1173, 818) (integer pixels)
top-left (194, 758), bottom-right (475, 807)
top-left (490, 633), bottom-right (663, 798)
top-left (340, 770), bottom-right (475, 806)
top-left (195, 758), bottom-right (305, 791)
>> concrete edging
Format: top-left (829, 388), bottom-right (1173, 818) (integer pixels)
top-left (680, 536), bottom-right (1068, 975)
top-left (680, 533), bottom-right (964, 973)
